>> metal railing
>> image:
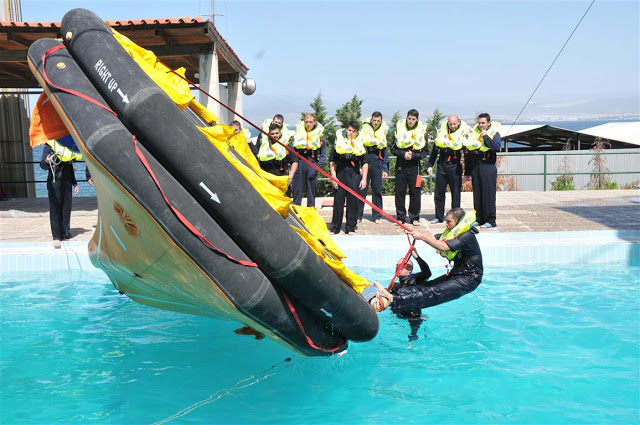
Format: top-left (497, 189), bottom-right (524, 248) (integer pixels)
top-left (2, 150), bottom-right (638, 192)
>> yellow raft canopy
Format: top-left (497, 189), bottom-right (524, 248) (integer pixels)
top-left (112, 29), bottom-right (370, 294)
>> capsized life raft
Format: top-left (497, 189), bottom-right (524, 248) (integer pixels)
top-left (27, 8), bottom-right (378, 356)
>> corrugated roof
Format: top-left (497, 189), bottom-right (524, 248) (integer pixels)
top-left (499, 124), bottom-right (546, 137)
top-left (578, 122), bottom-right (640, 147)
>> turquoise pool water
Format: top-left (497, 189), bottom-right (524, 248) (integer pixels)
top-left (2, 263), bottom-right (639, 424)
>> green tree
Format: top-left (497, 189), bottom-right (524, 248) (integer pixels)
top-left (300, 91), bottom-right (336, 197)
top-left (425, 108), bottom-right (446, 142)
top-left (335, 94), bottom-right (363, 128)
top-left (300, 90), bottom-right (336, 147)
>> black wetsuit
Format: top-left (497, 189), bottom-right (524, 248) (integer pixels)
top-left (392, 228), bottom-right (483, 314)
top-left (392, 254), bottom-right (432, 340)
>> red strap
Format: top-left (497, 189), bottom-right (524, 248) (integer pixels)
top-left (387, 237), bottom-right (416, 291)
top-left (281, 290), bottom-right (345, 353)
top-left (132, 136), bottom-right (258, 268)
top-left (161, 63), bottom-right (412, 232)
top-left (41, 45), bottom-right (117, 117)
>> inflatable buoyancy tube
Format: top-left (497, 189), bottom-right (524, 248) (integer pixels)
top-left (60, 9), bottom-right (378, 342)
top-left (27, 38), bottom-right (348, 356)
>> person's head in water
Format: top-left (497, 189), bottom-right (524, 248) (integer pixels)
top-left (444, 207), bottom-right (465, 230)
top-left (396, 258), bottom-right (414, 277)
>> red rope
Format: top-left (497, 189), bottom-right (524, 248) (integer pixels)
top-left (162, 64), bottom-right (412, 232)
top-left (40, 45), bottom-right (258, 268)
top-left (386, 237), bottom-right (416, 292)
top-left (42, 45), bottom-right (117, 117)
top-left (132, 136), bottom-right (258, 268)
top-left (281, 290), bottom-right (345, 353)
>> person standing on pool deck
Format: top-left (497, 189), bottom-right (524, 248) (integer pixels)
top-left (393, 109), bottom-right (428, 226)
top-left (291, 113), bottom-right (327, 207)
top-left (465, 112), bottom-right (502, 228)
top-left (427, 115), bottom-right (471, 224)
top-left (357, 111), bottom-right (389, 224)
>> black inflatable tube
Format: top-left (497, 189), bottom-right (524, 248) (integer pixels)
top-left (60, 8), bottom-right (378, 342)
top-left (28, 38), bottom-right (346, 356)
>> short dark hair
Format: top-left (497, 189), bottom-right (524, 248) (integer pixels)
top-left (268, 122), bottom-right (282, 132)
top-left (407, 109), bottom-right (419, 119)
top-left (372, 111), bottom-right (382, 119)
top-left (347, 121), bottom-right (360, 132)
top-left (445, 208), bottom-right (465, 223)
top-left (230, 120), bottom-right (241, 127)
top-left (478, 112), bottom-right (491, 121)
top-left (273, 114), bottom-right (284, 121)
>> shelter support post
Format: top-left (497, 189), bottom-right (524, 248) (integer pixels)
top-left (198, 48), bottom-right (221, 123)
top-left (226, 77), bottom-right (243, 125)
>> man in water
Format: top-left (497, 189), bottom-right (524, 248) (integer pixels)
top-left (366, 208), bottom-right (483, 333)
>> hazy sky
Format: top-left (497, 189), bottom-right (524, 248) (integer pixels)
top-left (20, 0), bottom-right (640, 123)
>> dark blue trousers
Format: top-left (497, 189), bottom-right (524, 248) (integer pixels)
top-left (292, 160), bottom-right (319, 207)
top-left (357, 152), bottom-right (384, 221)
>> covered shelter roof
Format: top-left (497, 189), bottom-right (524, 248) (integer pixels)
top-left (578, 122), bottom-right (640, 147)
top-left (501, 122), bottom-right (639, 151)
top-left (0, 17), bottom-right (248, 89)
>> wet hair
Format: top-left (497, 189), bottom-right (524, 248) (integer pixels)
top-left (347, 121), bottom-right (360, 132)
top-left (445, 208), bottom-right (465, 224)
top-left (407, 109), bottom-right (419, 119)
top-left (396, 258), bottom-right (413, 271)
top-left (230, 120), bottom-right (241, 127)
top-left (478, 112), bottom-right (491, 122)
top-left (268, 122), bottom-right (282, 132)
top-left (273, 114), bottom-right (284, 122)
top-left (372, 111), bottom-right (382, 119)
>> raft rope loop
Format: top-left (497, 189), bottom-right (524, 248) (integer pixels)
top-left (44, 42), bottom-right (345, 353)
top-left (41, 44), bottom-right (258, 268)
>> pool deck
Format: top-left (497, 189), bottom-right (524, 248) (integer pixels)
top-left (1, 189), bottom-right (638, 243)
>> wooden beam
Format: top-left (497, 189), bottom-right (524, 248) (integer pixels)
top-left (148, 43), bottom-right (212, 57)
top-left (154, 29), bottom-right (173, 46)
top-left (0, 49), bottom-right (27, 61)
top-left (0, 79), bottom-right (40, 88)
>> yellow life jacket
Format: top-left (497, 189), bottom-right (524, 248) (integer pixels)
top-left (261, 118), bottom-right (292, 143)
top-left (46, 138), bottom-right (83, 162)
top-left (334, 129), bottom-right (366, 156)
top-left (395, 119), bottom-right (427, 150)
top-left (292, 121), bottom-right (324, 150)
top-left (258, 133), bottom-right (289, 161)
top-left (465, 121), bottom-right (502, 151)
top-left (361, 118), bottom-right (389, 148)
top-left (242, 128), bottom-right (252, 143)
top-left (434, 120), bottom-right (472, 150)
top-left (437, 210), bottom-right (476, 260)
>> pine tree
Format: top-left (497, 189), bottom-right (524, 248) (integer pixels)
top-left (300, 91), bottom-right (336, 147)
top-left (425, 108), bottom-right (445, 142)
top-left (335, 95), bottom-right (363, 128)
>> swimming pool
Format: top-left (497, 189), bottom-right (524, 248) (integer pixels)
top-left (2, 260), bottom-right (638, 423)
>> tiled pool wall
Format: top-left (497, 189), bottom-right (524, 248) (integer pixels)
top-left (1, 230), bottom-right (639, 273)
